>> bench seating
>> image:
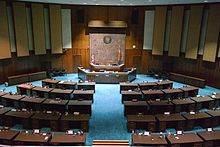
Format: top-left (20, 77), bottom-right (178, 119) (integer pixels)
top-left (169, 72), bottom-right (206, 88)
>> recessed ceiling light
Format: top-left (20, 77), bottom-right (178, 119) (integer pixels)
top-left (129, 3), bottom-right (133, 5)
top-left (83, 2), bottom-right (87, 4)
top-left (95, 3), bottom-right (99, 5)
top-left (120, 0), bottom-right (124, 1)
top-left (204, 0), bottom-right (208, 2)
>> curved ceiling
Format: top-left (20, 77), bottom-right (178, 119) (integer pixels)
top-left (16, 0), bottom-right (220, 6)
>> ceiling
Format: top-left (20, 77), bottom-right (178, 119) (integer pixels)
top-left (15, 0), bottom-right (220, 6)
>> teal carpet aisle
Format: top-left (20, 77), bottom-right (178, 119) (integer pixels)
top-left (1, 74), bottom-right (220, 145)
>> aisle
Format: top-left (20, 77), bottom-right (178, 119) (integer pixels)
top-left (86, 84), bottom-right (130, 145)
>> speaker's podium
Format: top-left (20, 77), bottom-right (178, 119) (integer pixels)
top-left (90, 63), bottom-right (125, 72)
top-left (78, 64), bottom-right (136, 84)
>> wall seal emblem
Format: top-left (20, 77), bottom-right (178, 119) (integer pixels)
top-left (103, 35), bottom-right (112, 44)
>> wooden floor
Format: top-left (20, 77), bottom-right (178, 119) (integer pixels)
top-left (93, 140), bottom-right (130, 146)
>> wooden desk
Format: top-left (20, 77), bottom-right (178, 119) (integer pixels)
top-left (67, 100), bottom-right (92, 115)
top-left (198, 130), bottom-right (220, 147)
top-left (17, 83), bottom-right (34, 96)
top-left (57, 81), bottom-right (76, 90)
top-left (182, 112), bottom-right (212, 130)
top-left (0, 108), bottom-right (11, 125)
top-left (147, 100), bottom-right (173, 114)
top-left (191, 96), bottom-right (215, 110)
top-left (1, 94), bottom-right (24, 108)
top-left (32, 86), bottom-right (53, 98)
top-left (42, 99), bottom-right (68, 113)
top-left (31, 112), bottom-right (61, 131)
top-left (206, 110), bottom-right (220, 127)
top-left (50, 133), bottom-right (86, 146)
top-left (60, 114), bottom-right (90, 132)
top-left (121, 90), bottom-right (142, 103)
top-left (209, 94), bottom-right (220, 107)
top-left (171, 98), bottom-right (196, 113)
top-left (14, 132), bottom-right (51, 145)
top-left (155, 114), bottom-right (186, 131)
top-left (4, 110), bottom-right (34, 129)
top-left (180, 86), bottom-right (199, 98)
top-left (0, 129), bottom-right (19, 145)
top-left (42, 79), bottom-right (60, 88)
top-left (120, 82), bottom-right (139, 92)
top-left (77, 81), bottom-right (96, 91)
top-left (127, 115), bottom-right (156, 132)
top-left (138, 82), bottom-right (158, 90)
top-left (50, 88), bottom-right (73, 99)
top-left (142, 90), bottom-right (164, 100)
top-left (20, 96), bottom-right (45, 111)
top-left (124, 101), bottom-right (148, 115)
top-left (162, 88), bottom-right (183, 99)
top-left (166, 133), bottom-right (203, 147)
top-left (155, 80), bottom-right (173, 89)
top-left (73, 90), bottom-right (94, 102)
top-left (0, 92), bottom-right (7, 97)
top-left (132, 134), bottom-right (168, 146)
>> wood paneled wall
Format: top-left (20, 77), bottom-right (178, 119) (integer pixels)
top-left (13, 2), bottom-right (29, 57)
top-left (0, 1), bottom-right (220, 89)
top-left (0, 1), bottom-right (11, 59)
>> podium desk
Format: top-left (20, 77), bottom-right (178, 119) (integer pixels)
top-left (42, 99), bottom-right (68, 113)
top-left (57, 81), bottom-right (76, 90)
top-left (77, 81), bottom-right (95, 91)
top-left (120, 82), bottom-right (138, 92)
top-left (191, 96), bottom-right (215, 110)
top-left (127, 115), bottom-right (156, 132)
top-left (42, 78), bottom-right (59, 88)
top-left (132, 134), bottom-right (168, 146)
top-left (121, 90), bottom-right (142, 103)
top-left (50, 133), bottom-right (86, 146)
top-left (166, 133), bottom-right (203, 147)
top-left (180, 86), bottom-right (199, 98)
top-left (0, 108), bottom-right (11, 125)
top-left (4, 110), bottom-right (34, 129)
top-left (20, 96), bottom-right (45, 111)
top-left (0, 129), bottom-right (19, 145)
top-left (182, 112), bottom-right (212, 130)
top-left (124, 101), bottom-right (148, 115)
top-left (50, 88), bottom-right (73, 99)
top-left (171, 98), bottom-right (196, 113)
top-left (1, 94), bottom-right (24, 108)
top-left (67, 100), bottom-right (92, 115)
top-left (206, 110), bottom-right (220, 127)
top-left (60, 114), bottom-right (90, 132)
top-left (14, 132), bottom-right (51, 145)
top-left (142, 90), bottom-right (164, 100)
top-left (32, 86), bottom-right (53, 98)
top-left (156, 80), bottom-right (173, 89)
top-left (209, 94), bottom-right (220, 107)
top-left (162, 88), bottom-right (183, 99)
top-left (138, 82), bottom-right (158, 90)
top-left (31, 112), bottom-right (61, 131)
top-left (147, 100), bottom-right (173, 114)
top-left (17, 84), bottom-right (34, 96)
top-left (198, 130), bottom-right (220, 147)
top-left (73, 90), bottom-right (94, 102)
top-left (155, 114), bottom-right (186, 132)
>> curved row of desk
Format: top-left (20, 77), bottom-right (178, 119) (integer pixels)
top-left (0, 92), bottom-right (92, 115)
top-left (124, 94), bottom-right (220, 115)
top-left (17, 84), bottom-right (95, 101)
top-left (127, 109), bottom-right (220, 132)
top-left (0, 129), bottom-right (86, 146)
top-left (0, 107), bottom-right (89, 132)
top-left (121, 85), bottom-right (199, 103)
top-left (120, 80), bottom-right (173, 92)
top-left (132, 130), bottom-right (220, 146)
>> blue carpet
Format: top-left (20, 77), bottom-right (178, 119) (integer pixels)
top-left (1, 74), bottom-right (220, 145)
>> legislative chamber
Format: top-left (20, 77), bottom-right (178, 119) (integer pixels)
top-left (0, 0), bottom-right (220, 146)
